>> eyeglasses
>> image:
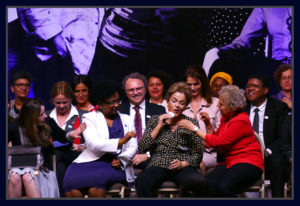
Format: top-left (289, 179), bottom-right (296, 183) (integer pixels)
top-left (74, 89), bottom-right (88, 94)
top-left (104, 99), bottom-right (122, 106)
top-left (14, 83), bottom-right (30, 88)
top-left (245, 84), bottom-right (264, 89)
top-left (126, 87), bottom-right (144, 93)
top-left (281, 76), bottom-right (292, 81)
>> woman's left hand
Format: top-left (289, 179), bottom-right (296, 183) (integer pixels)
top-left (111, 158), bottom-right (122, 169)
top-left (282, 97), bottom-right (292, 109)
top-left (69, 122), bottom-right (87, 139)
top-left (169, 159), bottom-right (190, 170)
top-left (169, 159), bottom-right (182, 170)
top-left (177, 119), bottom-right (196, 131)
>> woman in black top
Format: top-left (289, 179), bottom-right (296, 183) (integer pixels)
top-left (8, 98), bottom-right (86, 198)
top-left (8, 98), bottom-right (59, 198)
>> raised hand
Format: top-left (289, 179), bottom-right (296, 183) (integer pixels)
top-left (69, 122), bottom-right (87, 139)
top-left (199, 112), bottom-right (211, 126)
top-left (118, 131), bottom-right (137, 148)
top-left (282, 97), bottom-right (292, 109)
top-left (177, 119), bottom-right (196, 131)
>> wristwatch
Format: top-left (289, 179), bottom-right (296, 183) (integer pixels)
top-left (193, 126), bottom-right (199, 132)
top-left (146, 152), bottom-right (151, 158)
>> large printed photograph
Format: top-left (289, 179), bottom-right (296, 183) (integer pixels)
top-left (7, 7), bottom-right (293, 199)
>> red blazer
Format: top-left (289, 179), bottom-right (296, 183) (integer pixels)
top-left (205, 112), bottom-right (264, 171)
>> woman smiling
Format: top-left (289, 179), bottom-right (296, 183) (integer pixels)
top-left (63, 80), bottom-right (137, 198)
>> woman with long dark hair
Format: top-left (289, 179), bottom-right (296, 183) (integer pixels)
top-left (8, 98), bottom-right (59, 198)
top-left (183, 65), bottom-right (221, 175)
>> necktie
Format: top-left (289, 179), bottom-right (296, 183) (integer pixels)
top-left (253, 108), bottom-right (260, 134)
top-left (73, 116), bottom-right (81, 144)
top-left (134, 105), bottom-right (142, 142)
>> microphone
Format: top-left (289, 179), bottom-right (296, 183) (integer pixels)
top-left (163, 111), bottom-right (175, 124)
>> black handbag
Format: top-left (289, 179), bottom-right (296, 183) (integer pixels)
top-left (8, 145), bottom-right (44, 170)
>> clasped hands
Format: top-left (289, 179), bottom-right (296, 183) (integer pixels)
top-left (169, 159), bottom-right (189, 170)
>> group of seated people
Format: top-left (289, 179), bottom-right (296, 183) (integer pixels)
top-left (7, 63), bottom-right (292, 198)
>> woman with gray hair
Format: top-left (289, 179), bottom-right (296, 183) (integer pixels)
top-left (178, 85), bottom-right (264, 197)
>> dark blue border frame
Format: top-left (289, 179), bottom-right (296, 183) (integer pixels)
top-left (1, 0), bottom-right (298, 205)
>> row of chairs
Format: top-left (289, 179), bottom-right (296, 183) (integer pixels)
top-left (106, 132), bottom-right (292, 198)
top-left (8, 133), bottom-right (292, 198)
top-left (106, 170), bottom-right (180, 198)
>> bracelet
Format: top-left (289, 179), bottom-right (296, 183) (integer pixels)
top-left (193, 126), bottom-right (199, 132)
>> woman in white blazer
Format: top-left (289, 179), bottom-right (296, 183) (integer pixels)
top-left (63, 80), bottom-right (137, 198)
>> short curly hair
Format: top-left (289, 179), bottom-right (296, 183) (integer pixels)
top-left (219, 85), bottom-right (246, 111)
top-left (147, 70), bottom-right (173, 97)
top-left (93, 79), bottom-right (122, 103)
top-left (165, 82), bottom-right (192, 106)
top-left (273, 64), bottom-right (292, 90)
top-left (10, 70), bottom-right (32, 85)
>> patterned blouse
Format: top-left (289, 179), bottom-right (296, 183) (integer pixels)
top-left (138, 114), bottom-right (204, 169)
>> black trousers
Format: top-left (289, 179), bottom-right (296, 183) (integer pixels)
top-left (206, 163), bottom-right (262, 197)
top-left (135, 166), bottom-right (209, 197)
top-left (265, 153), bottom-right (286, 197)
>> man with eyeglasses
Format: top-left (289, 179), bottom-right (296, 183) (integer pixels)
top-left (244, 74), bottom-right (288, 197)
top-left (9, 70), bottom-right (32, 119)
top-left (119, 72), bottom-right (166, 170)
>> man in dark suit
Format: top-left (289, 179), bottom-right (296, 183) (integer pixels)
top-left (119, 72), bottom-right (166, 169)
top-left (244, 74), bottom-right (288, 197)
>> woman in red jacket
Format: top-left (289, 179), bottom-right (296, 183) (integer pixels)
top-left (178, 85), bottom-right (264, 197)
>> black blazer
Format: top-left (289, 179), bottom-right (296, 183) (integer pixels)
top-left (244, 96), bottom-right (288, 153)
top-left (45, 108), bottom-right (88, 145)
top-left (118, 100), bottom-right (166, 125)
top-left (280, 114), bottom-right (292, 161)
top-left (8, 117), bottom-right (69, 145)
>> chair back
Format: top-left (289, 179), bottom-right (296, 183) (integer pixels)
top-left (8, 145), bottom-right (43, 170)
top-left (238, 132), bottom-right (266, 198)
top-left (254, 132), bottom-right (265, 182)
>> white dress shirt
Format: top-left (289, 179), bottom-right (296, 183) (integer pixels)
top-left (249, 99), bottom-right (270, 153)
top-left (49, 104), bottom-right (79, 130)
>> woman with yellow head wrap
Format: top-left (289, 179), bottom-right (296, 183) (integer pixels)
top-left (210, 72), bottom-right (233, 97)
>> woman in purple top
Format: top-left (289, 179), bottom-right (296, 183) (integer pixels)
top-left (271, 64), bottom-right (292, 110)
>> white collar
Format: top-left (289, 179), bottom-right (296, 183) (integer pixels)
top-left (250, 98), bottom-right (267, 112)
top-left (186, 98), bottom-right (209, 110)
top-left (149, 99), bottom-right (166, 106)
top-left (49, 104), bottom-right (79, 124)
top-left (130, 99), bottom-right (146, 110)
